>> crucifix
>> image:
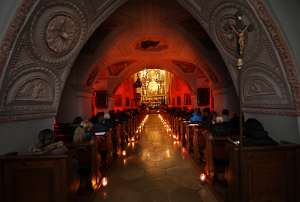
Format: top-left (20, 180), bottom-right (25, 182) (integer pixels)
top-left (230, 11), bottom-right (254, 69)
top-left (229, 11), bottom-right (253, 202)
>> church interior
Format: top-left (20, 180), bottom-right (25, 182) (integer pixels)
top-left (0, 0), bottom-right (300, 202)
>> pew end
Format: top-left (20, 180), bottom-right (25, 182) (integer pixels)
top-left (226, 144), bottom-right (300, 202)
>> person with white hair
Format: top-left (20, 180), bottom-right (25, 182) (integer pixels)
top-left (73, 121), bottom-right (93, 144)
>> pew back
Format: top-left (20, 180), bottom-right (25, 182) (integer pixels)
top-left (0, 155), bottom-right (73, 202)
top-left (227, 145), bottom-right (300, 202)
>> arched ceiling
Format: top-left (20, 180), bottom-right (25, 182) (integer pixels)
top-left (68, 0), bottom-right (230, 94)
top-left (0, 0), bottom-right (299, 121)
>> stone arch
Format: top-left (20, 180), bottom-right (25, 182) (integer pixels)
top-left (0, 0), bottom-right (299, 123)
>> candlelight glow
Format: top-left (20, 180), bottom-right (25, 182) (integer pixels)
top-left (102, 177), bottom-right (108, 187)
top-left (123, 158), bottom-right (127, 165)
top-left (91, 176), bottom-right (101, 190)
top-left (200, 173), bottom-right (206, 182)
top-left (122, 150), bottom-right (127, 156)
top-left (166, 149), bottom-right (170, 158)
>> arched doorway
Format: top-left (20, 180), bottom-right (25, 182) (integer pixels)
top-left (0, 0), bottom-right (299, 154)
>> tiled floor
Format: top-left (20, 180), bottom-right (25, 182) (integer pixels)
top-left (93, 114), bottom-right (218, 202)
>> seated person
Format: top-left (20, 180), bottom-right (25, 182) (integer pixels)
top-left (210, 111), bottom-right (218, 125)
top-left (202, 108), bottom-right (211, 122)
top-left (31, 129), bottom-right (68, 155)
top-left (229, 112), bottom-right (239, 130)
top-left (189, 109), bottom-right (203, 123)
top-left (73, 121), bottom-right (93, 144)
top-left (72, 116), bottom-right (83, 126)
top-left (103, 112), bottom-right (114, 129)
top-left (244, 118), bottom-right (278, 146)
top-left (222, 109), bottom-right (230, 122)
top-left (92, 117), bottom-right (108, 133)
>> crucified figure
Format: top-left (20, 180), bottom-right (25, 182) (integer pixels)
top-left (231, 24), bottom-right (248, 57)
top-left (230, 14), bottom-right (253, 57)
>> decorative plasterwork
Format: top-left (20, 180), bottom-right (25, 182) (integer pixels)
top-left (0, 0), bottom-right (299, 121)
top-left (0, 0), bottom-right (36, 76)
top-left (241, 64), bottom-right (293, 109)
top-left (30, 1), bottom-right (87, 64)
top-left (0, 66), bottom-right (60, 121)
top-left (208, 1), bottom-right (262, 63)
top-left (173, 60), bottom-right (196, 73)
top-left (86, 67), bottom-right (99, 87)
top-left (107, 60), bottom-right (135, 76)
top-left (249, 0), bottom-right (300, 115)
top-left (136, 40), bottom-right (168, 52)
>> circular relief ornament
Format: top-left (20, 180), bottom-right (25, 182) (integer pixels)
top-left (30, 2), bottom-right (87, 64)
top-left (46, 15), bottom-right (77, 53)
top-left (209, 2), bottom-right (261, 62)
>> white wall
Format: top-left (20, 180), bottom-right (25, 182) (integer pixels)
top-left (245, 113), bottom-right (300, 144)
top-left (56, 84), bottom-right (93, 123)
top-left (213, 87), bottom-right (239, 114)
top-left (0, 118), bottom-right (53, 154)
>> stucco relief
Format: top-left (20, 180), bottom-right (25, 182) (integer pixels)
top-left (3, 67), bottom-right (59, 108)
top-left (0, 68), bottom-right (59, 121)
top-left (245, 79), bottom-right (275, 97)
top-left (107, 61), bottom-right (135, 76)
top-left (242, 65), bottom-right (293, 109)
top-left (30, 1), bottom-right (87, 64)
top-left (173, 60), bottom-right (196, 73)
top-left (46, 15), bottom-right (77, 53)
top-left (0, 0), bottom-right (299, 121)
top-left (15, 79), bottom-right (52, 102)
top-left (250, 0), bottom-right (300, 114)
top-left (0, 0), bottom-right (36, 76)
top-left (208, 1), bottom-right (261, 63)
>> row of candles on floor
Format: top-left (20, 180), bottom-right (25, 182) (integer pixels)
top-left (158, 114), bottom-right (180, 145)
top-left (158, 114), bottom-right (207, 183)
top-left (92, 115), bottom-right (150, 191)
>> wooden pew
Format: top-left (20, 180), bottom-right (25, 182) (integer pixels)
top-left (180, 121), bottom-right (189, 146)
top-left (95, 129), bottom-right (113, 168)
top-left (226, 144), bottom-right (300, 202)
top-left (66, 140), bottom-right (101, 191)
top-left (0, 154), bottom-right (77, 202)
top-left (185, 123), bottom-right (198, 153)
top-left (112, 124), bottom-right (122, 157)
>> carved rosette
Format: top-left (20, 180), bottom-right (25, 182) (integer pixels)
top-left (30, 2), bottom-right (87, 64)
top-left (209, 2), bottom-right (261, 63)
top-left (241, 64), bottom-right (293, 110)
top-left (0, 66), bottom-right (60, 120)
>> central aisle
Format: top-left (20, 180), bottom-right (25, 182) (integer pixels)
top-left (93, 114), bottom-right (218, 202)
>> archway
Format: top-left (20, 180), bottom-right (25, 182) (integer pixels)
top-left (0, 0), bottom-right (299, 154)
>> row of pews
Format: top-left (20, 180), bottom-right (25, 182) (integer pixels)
top-left (162, 112), bottom-right (300, 202)
top-left (0, 114), bottom-right (145, 202)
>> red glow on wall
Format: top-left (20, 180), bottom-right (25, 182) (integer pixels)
top-left (113, 79), bottom-right (135, 110)
top-left (210, 89), bottom-right (214, 111)
top-left (91, 92), bottom-right (96, 116)
top-left (169, 75), bottom-right (192, 108)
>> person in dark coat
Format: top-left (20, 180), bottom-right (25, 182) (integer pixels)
top-left (244, 118), bottom-right (277, 146)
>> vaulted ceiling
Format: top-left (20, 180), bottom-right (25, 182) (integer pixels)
top-left (68, 0), bottom-right (232, 94)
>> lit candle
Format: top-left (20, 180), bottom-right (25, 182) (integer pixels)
top-left (102, 177), bottom-right (108, 187)
top-left (200, 173), bottom-right (206, 182)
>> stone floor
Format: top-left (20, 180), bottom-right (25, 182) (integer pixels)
top-left (93, 114), bottom-right (218, 202)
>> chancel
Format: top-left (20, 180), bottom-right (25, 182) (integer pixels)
top-left (0, 0), bottom-right (300, 202)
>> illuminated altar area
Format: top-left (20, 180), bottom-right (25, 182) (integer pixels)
top-left (135, 69), bottom-right (170, 107)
